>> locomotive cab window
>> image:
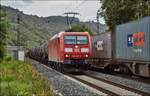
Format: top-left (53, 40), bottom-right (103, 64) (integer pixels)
top-left (64, 36), bottom-right (76, 44)
top-left (77, 36), bottom-right (88, 44)
top-left (64, 35), bottom-right (88, 44)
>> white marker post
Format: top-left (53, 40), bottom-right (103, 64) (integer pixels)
top-left (18, 50), bottom-right (24, 61)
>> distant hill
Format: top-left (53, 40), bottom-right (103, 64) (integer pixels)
top-left (45, 16), bottom-right (79, 24)
top-left (1, 6), bottom-right (106, 48)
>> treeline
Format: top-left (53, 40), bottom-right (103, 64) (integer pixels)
top-left (1, 6), bottom-right (106, 49)
top-left (100, 0), bottom-right (150, 32)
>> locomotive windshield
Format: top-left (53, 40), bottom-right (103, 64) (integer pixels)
top-left (64, 35), bottom-right (88, 44)
top-left (77, 36), bottom-right (88, 44)
top-left (64, 36), bottom-right (76, 44)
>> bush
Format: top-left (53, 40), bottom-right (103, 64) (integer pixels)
top-left (0, 60), bottom-right (54, 96)
top-left (4, 54), bottom-right (12, 61)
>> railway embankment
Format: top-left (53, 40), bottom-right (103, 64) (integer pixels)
top-left (29, 59), bottom-right (107, 96)
top-left (0, 58), bottom-right (54, 96)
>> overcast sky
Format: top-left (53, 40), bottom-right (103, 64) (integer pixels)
top-left (1, 0), bottom-right (105, 24)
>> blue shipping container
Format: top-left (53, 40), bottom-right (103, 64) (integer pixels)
top-left (116, 16), bottom-right (150, 61)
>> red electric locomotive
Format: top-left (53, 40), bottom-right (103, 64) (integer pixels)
top-left (48, 31), bottom-right (92, 72)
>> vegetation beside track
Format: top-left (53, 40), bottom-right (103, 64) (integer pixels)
top-left (0, 57), bottom-right (54, 96)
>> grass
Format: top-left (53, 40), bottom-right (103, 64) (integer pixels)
top-left (0, 58), bottom-right (54, 96)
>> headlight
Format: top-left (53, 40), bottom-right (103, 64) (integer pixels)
top-left (65, 48), bottom-right (73, 52)
top-left (81, 48), bottom-right (89, 52)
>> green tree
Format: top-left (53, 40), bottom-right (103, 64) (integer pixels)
top-left (69, 24), bottom-right (93, 35)
top-left (0, 6), bottom-right (10, 61)
top-left (100, 0), bottom-right (150, 32)
top-left (99, 0), bottom-right (150, 61)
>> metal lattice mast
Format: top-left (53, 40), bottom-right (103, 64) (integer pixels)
top-left (97, 8), bottom-right (101, 34)
top-left (17, 14), bottom-right (20, 47)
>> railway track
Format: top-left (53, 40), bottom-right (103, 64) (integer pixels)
top-left (49, 66), bottom-right (149, 95)
top-left (84, 71), bottom-right (150, 96)
top-left (29, 58), bottom-right (149, 96)
top-left (67, 73), bottom-right (118, 96)
top-left (68, 72), bottom-right (149, 96)
top-left (91, 67), bottom-right (150, 85)
top-left (63, 69), bottom-right (149, 96)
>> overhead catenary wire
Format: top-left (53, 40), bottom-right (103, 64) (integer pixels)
top-left (62, 1), bottom-right (74, 14)
top-left (61, 1), bottom-right (87, 28)
top-left (62, 0), bottom-right (101, 23)
top-left (62, 0), bottom-right (87, 16)
top-left (71, 0), bottom-right (87, 12)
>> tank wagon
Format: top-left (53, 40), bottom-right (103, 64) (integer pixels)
top-left (91, 16), bottom-right (150, 77)
top-left (28, 31), bottom-right (92, 72)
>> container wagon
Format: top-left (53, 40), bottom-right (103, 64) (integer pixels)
top-left (90, 16), bottom-right (150, 77)
top-left (90, 32), bottom-right (112, 69)
top-left (115, 16), bottom-right (150, 77)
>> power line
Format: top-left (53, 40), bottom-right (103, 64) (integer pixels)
top-left (62, 1), bottom-right (85, 29)
top-left (62, 1), bottom-right (74, 14)
top-left (62, 0), bottom-right (87, 15)
top-left (72, 0), bottom-right (87, 12)
top-left (63, 12), bottom-right (80, 29)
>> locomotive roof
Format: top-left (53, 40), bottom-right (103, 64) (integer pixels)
top-left (61, 31), bottom-right (89, 34)
top-left (50, 31), bottom-right (89, 40)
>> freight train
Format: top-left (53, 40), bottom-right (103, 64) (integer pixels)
top-left (91, 16), bottom-right (150, 77)
top-left (28, 32), bottom-right (92, 72)
top-left (28, 16), bottom-right (150, 77)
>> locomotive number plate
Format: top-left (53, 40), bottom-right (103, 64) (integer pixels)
top-left (72, 55), bottom-right (80, 58)
top-left (74, 48), bottom-right (80, 52)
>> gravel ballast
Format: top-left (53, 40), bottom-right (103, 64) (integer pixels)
top-left (30, 60), bottom-right (105, 96)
